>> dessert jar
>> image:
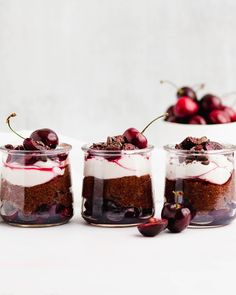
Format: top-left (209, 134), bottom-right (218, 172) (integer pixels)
top-left (164, 144), bottom-right (236, 227)
top-left (81, 145), bottom-right (155, 227)
top-left (0, 144), bottom-right (73, 227)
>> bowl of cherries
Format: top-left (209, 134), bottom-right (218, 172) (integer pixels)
top-left (152, 81), bottom-right (236, 146)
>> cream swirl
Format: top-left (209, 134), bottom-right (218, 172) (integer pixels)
top-left (84, 154), bottom-right (151, 179)
top-left (2, 159), bottom-right (66, 187)
top-left (166, 154), bottom-right (233, 185)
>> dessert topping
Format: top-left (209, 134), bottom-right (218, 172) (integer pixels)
top-left (90, 113), bottom-right (168, 151)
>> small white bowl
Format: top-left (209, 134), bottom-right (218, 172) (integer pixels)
top-left (147, 120), bottom-right (236, 148)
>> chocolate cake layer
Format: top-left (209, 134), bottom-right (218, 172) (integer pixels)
top-left (82, 175), bottom-right (154, 208)
top-left (1, 166), bottom-right (73, 214)
top-left (165, 174), bottom-right (235, 212)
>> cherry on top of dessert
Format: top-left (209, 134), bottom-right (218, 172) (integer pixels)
top-left (90, 113), bottom-right (168, 151)
top-left (5, 113), bottom-right (61, 165)
top-left (30, 128), bottom-right (59, 149)
top-left (6, 113), bottom-right (59, 151)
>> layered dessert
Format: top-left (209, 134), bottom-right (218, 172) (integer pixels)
top-left (82, 114), bottom-right (168, 226)
top-left (164, 136), bottom-right (236, 226)
top-left (81, 115), bottom-right (168, 226)
top-left (0, 113), bottom-right (73, 226)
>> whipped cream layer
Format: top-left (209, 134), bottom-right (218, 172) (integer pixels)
top-left (166, 154), bottom-right (233, 185)
top-left (2, 159), bottom-right (67, 187)
top-left (84, 154), bottom-right (151, 179)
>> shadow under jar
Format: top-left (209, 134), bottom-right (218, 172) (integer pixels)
top-left (164, 144), bottom-right (236, 227)
top-left (0, 144), bottom-right (73, 227)
top-left (81, 145), bottom-right (155, 227)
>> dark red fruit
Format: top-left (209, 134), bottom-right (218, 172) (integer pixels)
top-left (165, 105), bottom-right (175, 117)
top-left (123, 128), bottom-right (139, 143)
top-left (208, 110), bottom-right (231, 124)
top-left (161, 203), bottom-right (182, 220)
top-left (123, 128), bottom-right (148, 149)
top-left (161, 202), bottom-right (191, 233)
top-left (137, 218), bottom-right (168, 237)
top-left (167, 208), bottom-right (191, 233)
top-left (30, 128), bottom-right (58, 149)
top-left (220, 106), bottom-right (236, 122)
top-left (177, 87), bottom-right (197, 101)
top-left (23, 138), bottom-right (46, 151)
top-left (123, 114), bottom-right (167, 149)
top-left (165, 106), bottom-right (178, 122)
top-left (174, 97), bottom-right (199, 118)
top-left (188, 115), bottom-right (206, 124)
top-left (131, 132), bottom-right (148, 149)
top-left (200, 94), bottom-right (222, 113)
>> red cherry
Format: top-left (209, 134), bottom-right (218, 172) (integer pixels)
top-left (123, 128), bottom-right (147, 149)
top-left (132, 132), bottom-right (148, 149)
top-left (123, 128), bottom-right (139, 143)
top-left (30, 128), bottom-right (59, 149)
top-left (220, 106), bottom-right (236, 122)
top-left (188, 115), bottom-right (206, 124)
top-left (137, 218), bottom-right (168, 237)
top-left (23, 138), bottom-right (46, 150)
top-left (200, 94), bottom-right (222, 113)
top-left (123, 113), bottom-right (167, 149)
top-left (161, 202), bottom-right (191, 233)
top-left (174, 97), bottom-right (199, 118)
top-left (177, 87), bottom-right (197, 101)
top-left (208, 110), bottom-right (231, 124)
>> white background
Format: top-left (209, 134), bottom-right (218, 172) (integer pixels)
top-left (1, 1), bottom-right (236, 294)
top-left (1, 0), bottom-right (236, 142)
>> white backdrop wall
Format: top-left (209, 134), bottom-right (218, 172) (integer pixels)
top-left (0, 0), bottom-right (236, 142)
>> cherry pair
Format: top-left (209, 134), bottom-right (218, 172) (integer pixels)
top-left (138, 192), bottom-right (192, 237)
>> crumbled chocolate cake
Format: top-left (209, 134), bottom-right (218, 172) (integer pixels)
top-left (90, 135), bottom-right (137, 151)
top-left (175, 136), bottom-right (223, 164)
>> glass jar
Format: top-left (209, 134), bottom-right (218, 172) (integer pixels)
top-left (164, 144), bottom-right (236, 227)
top-left (0, 144), bottom-right (73, 227)
top-left (81, 145), bottom-right (155, 227)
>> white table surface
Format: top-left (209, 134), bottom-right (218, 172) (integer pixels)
top-left (0, 132), bottom-right (235, 295)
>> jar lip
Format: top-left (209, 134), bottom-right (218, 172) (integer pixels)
top-left (0, 143), bottom-right (72, 155)
top-left (81, 144), bottom-right (154, 156)
top-left (163, 143), bottom-right (236, 155)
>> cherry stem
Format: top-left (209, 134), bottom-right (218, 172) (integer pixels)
top-left (141, 113), bottom-right (168, 134)
top-left (160, 80), bottom-right (178, 89)
top-left (192, 83), bottom-right (205, 92)
top-left (6, 113), bottom-right (25, 140)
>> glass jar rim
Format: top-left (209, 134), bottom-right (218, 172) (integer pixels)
top-left (163, 143), bottom-right (236, 155)
top-left (0, 143), bottom-right (72, 155)
top-left (81, 144), bottom-right (154, 156)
